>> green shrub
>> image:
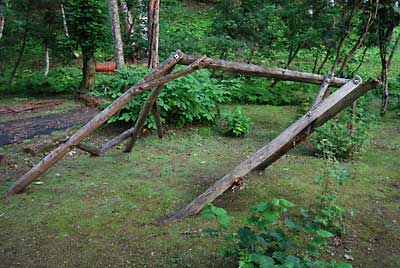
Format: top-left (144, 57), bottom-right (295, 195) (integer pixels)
top-left (11, 67), bottom-right (81, 95)
top-left (311, 99), bottom-right (376, 159)
top-left (221, 107), bottom-right (251, 137)
top-left (95, 67), bottom-right (231, 128)
top-left (228, 77), bottom-right (316, 106)
top-left (202, 199), bottom-right (352, 268)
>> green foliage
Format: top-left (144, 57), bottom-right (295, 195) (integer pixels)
top-left (312, 161), bottom-right (351, 236)
top-left (95, 67), bottom-right (231, 128)
top-left (65, 0), bottom-right (107, 53)
top-left (10, 67), bottom-right (81, 95)
top-left (311, 98), bottom-right (376, 159)
top-left (202, 199), bottom-right (352, 268)
top-left (221, 107), bottom-right (251, 137)
top-left (227, 77), bottom-right (316, 106)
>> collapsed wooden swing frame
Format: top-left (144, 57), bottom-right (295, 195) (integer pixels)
top-left (6, 50), bottom-right (378, 221)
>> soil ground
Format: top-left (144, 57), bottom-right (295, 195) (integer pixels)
top-left (0, 99), bottom-right (399, 268)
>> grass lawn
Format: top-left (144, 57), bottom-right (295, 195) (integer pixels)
top-left (0, 103), bottom-right (399, 268)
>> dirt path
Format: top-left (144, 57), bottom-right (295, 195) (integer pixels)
top-left (0, 108), bottom-right (98, 146)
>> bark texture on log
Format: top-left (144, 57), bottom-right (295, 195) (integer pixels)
top-left (148, 0), bottom-right (159, 69)
top-left (179, 55), bottom-right (349, 87)
top-left (167, 78), bottom-right (378, 221)
top-left (108, 0), bottom-right (125, 69)
top-left (6, 51), bottom-right (184, 196)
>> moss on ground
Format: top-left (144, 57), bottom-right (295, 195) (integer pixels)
top-left (0, 104), bottom-right (399, 268)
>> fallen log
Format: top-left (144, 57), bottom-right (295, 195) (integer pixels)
top-left (167, 77), bottom-right (378, 221)
top-left (179, 54), bottom-right (349, 87)
top-left (0, 99), bottom-right (64, 115)
top-left (6, 51), bottom-right (185, 196)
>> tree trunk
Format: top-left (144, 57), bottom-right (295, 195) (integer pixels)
top-left (148, 0), bottom-right (159, 68)
top-left (8, 27), bottom-right (27, 91)
top-left (351, 46), bottom-right (368, 76)
top-left (120, 0), bottom-right (136, 62)
top-left (60, 2), bottom-right (79, 59)
top-left (312, 49), bottom-right (320, 73)
top-left (137, 0), bottom-right (148, 61)
top-left (387, 33), bottom-right (400, 71)
top-left (317, 49), bottom-right (331, 74)
top-left (109, 0), bottom-right (125, 69)
top-left (0, 7), bottom-right (4, 40)
top-left (44, 44), bottom-right (50, 77)
top-left (79, 48), bottom-right (96, 91)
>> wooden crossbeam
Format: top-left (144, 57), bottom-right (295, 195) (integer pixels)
top-left (179, 54), bottom-right (349, 87)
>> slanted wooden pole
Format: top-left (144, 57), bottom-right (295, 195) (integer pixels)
top-left (6, 51), bottom-right (185, 196)
top-left (152, 103), bottom-right (163, 138)
top-left (167, 78), bottom-right (378, 221)
top-left (310, 72), bottom-right (333, 111)
top-left (124, 55), bottom-right (209, 152)
top-left (179, 54), bottom-right (349, 87)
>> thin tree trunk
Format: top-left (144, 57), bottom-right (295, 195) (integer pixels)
top-left (137, 0), bottom-right (148, 61)
top-left (317, 49), bottom-right (331, 74)
top-left (0, 8), bottom-right (4, 40)
top-left (270, 44), bottom-right (300, 87)
top-left (109, 0), bottom-right (125, 69)
top-left (8, 27), bottom-right (27, 91)
top-left (60, 2), bottom-right (79, 59)
top-left (312, 49), bottom-right (320, 73)
top-left (148, 0), bottom-right (159, 68)
top-left (44, 44), bottom-right (50, 77)
top-left (337, 0), bottom-right (379, 76)
top-left (351, 46), bottom-right (368, 76)
top-left (60, 3), bottom-right (69, 38)
top-left (79, 48), bottom-right (96, 92)
top-left (120, 0), bottom-right (136, 62)
top-left (387, 33), bottom-right (400, 72)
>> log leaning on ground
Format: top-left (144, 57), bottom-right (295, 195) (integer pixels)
top-left (124, 55), bottom-right (208, 153)
top-left (179, 54), bottom-right (349, 87)
top-left (6, 51), bottom-right (186, 196)
top-left (167, 78), bottom-right (379, 221)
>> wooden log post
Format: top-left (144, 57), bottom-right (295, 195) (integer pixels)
top-left (124, 55), bottom-right (209, 152)
top-left (6, 51), bottom-right (189, 196)
top-left (167, 78), bottom-right (378, 221)
top-left (179, 54), bottom-right (349, 87)
top-left (152, 103), bottom-right (163, 138)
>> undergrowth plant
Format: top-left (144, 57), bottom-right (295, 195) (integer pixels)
top-left (94, 67), bottom-right (231, 128)
top-left (311, 97), bottom-right (376, 159)
top-left (202, 199), bottom-right (352, 268)
top-left (222, 107), bottom-right (251, 137)
top-left (310, 144), bottom-right (352, 236)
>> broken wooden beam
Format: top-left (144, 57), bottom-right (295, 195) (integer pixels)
top-left (179, 54), bottom-right (349, 87)
top-left (6, 51), bottom-right (185, 196)
top-left (167, 78), bottom-right (378, 221)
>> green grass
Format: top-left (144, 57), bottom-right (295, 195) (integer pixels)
top-left (0, 103), bottom-right (399, 268)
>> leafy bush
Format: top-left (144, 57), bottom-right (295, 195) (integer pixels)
top-left (228, 77), bottom-right (316, 106)
top-left (11, 67), bottom-right (81, 95)
top-left (222, 107), bottom-right (251, 137)
top-left (95, 67), bottom-right (231, 128)
top-left (311, 99), bottom-right (376, 159)
top-left (202, 199), bottom-right (352, 268)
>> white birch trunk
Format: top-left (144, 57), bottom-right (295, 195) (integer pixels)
top-left (60, 3), bottom-right (69, 38)
top-left (0, 0), bottom-right (5, 40)
top-left (44, 44), bottom-right (49, 77)
top-left (109, 0), bottom-right (125, 69)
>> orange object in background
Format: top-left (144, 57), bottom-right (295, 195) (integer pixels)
top-left (96, 62), bottom-right (116, 73)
